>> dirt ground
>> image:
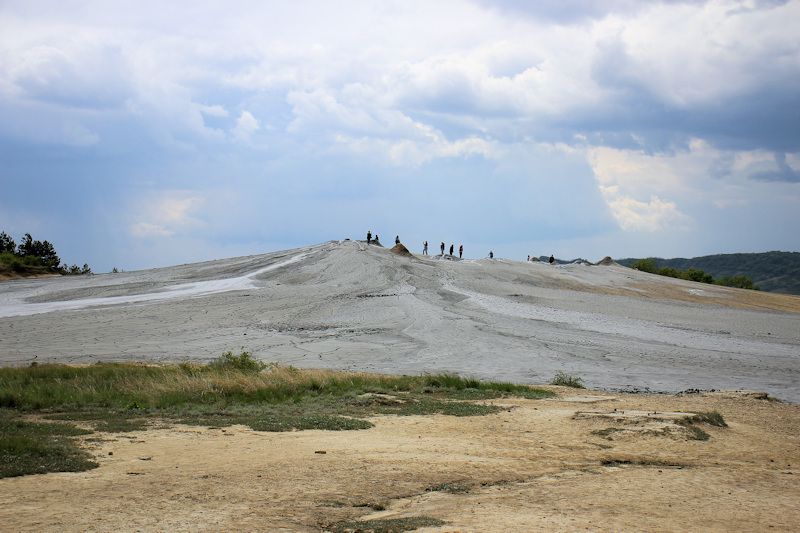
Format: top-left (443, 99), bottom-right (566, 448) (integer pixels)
top-left (2, 388), bottom-right (798, 532)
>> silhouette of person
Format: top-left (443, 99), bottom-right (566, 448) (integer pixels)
top-left (367, 230), bottom-right (371, 245)
top-left (549, 254), bottom-right (555, 264)
top-left (395, 235), bottom-right (400, 245)
top-left (459, 244), bottom-right (463, 259)
top-left (489, 251), bottom-right (494, 259)
top-left (440, 242), bottom-right (445, 255)
top-left (375, 234), bottom-right (379, 243)
top-left (423, 241), bottom-right (428, 255)
top-left (527, 255), bottom-right (530, 262)
top-left (449, 244), bottom-right (454, 256)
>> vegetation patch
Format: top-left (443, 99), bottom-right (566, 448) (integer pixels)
top-left (45, 412), bottom-right (150, 433)
top-left (426, 481), bottom-right (471, 494)
top-left (328, 516), bottom-right (446, 533)
top-left (0, 357), bottom-right (555, 477)
top-left (684, 425), bottom-right (710, 441)
top-left (626, 257), bottom-right (759, 290)
top-left (550, 371), bottom-right (585, 388)
top-left (674, 411), bottom-right (725, 441)
top-left (683, 411), bottom-right (727, 427)
top-left (207, 350), bottom-right (267, 373)
top-left (592, 427), bottom-right (625, 440)
top-left (601, 457), bottom-right (685, 468)
top-left (0, 413), bottom-right (97, 478)
top-left (0, 231), bottom-right (91, 277)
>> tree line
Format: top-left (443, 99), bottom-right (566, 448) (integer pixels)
top-left (630, 258), bottom-right (757, 290)
top-left (0, 231), bottom-right (91, 276)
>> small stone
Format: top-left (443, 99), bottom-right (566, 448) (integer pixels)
top-left (315, 450), bottom-right (327, 454)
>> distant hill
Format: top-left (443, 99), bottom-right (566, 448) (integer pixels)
top-left (617, 252), bottom-right (800, 295)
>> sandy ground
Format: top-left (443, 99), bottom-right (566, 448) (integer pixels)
top-left (1, 240), bottom-right (799, 401)
top-left (1, 389), bottom-right (798, 532)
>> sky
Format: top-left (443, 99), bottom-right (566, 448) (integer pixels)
top-left (1, 0), bottom-right (799, 271)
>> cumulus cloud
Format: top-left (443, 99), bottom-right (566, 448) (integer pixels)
top-left (606, 195), bottom-right (690, 232)
top-left (130, 192), bottom-right (205, 239)
top-left (1, 0), bottom-right (798, 267)
top-left (232, 110), bottom-right (259, 141)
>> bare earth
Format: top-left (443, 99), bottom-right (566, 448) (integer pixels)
top-left (1, 240), bottom-right (799, 531)
top-left (1, 389), bottom-right (798, 532)
top-left (1, 240), bottom-right (799, 400)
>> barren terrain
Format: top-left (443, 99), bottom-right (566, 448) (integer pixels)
top-left (2, 240), bottom-right (800, 531)
top-left (1, 388), bottom-right (798, 532)
top-left (1, 240), bottom-right (799, 400)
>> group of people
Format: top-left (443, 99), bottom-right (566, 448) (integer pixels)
top-left (367, 231), bottom-right (552, 263)
top-left (421, 240), bottom-right (465, 259)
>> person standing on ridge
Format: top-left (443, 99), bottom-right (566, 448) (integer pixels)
top-left (449, 244), bottom-right (454, 256)
top-left (549, 254), bottom-right (555, 264)
top-left (367, 230), bottom-right (371, 245)
top-left (423, 241), bottom-right (428, 255)
top-left (458, 244), bottom-right (463, 259)
top-left (395, 235), bottom-right (400, 245)
top-left (440, 242), bottom-right (445, 255)
top-left (375, 234), bottom-right (379, 243)
top-left (489, 251), bottom-right (494, 259)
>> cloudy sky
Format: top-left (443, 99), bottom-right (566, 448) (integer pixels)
top-left (1, 0), bottom-right (798, 271)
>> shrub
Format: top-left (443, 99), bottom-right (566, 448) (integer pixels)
top-left (208, 350), bottom-right (266, 373)
top-left (550, 371), bottom-right (585, 388)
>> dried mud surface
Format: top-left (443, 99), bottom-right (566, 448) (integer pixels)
top-left (2, 241), bottom-right (798, 401)
top-left (1, 389), bottom-right (798, 532)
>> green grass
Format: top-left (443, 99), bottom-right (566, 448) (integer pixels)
top-left (0, 412), bottom-right (97, 478)
top-left (0, 360), bottom-right (555, 477)
top-left (328, 516), bottom-right (446, 533)
top-left (0, 362), bottom-right (553, 412)
top-left (550, 371), bottom-right (585, 389)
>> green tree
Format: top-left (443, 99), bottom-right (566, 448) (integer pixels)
top-left (716, 275), bottom-right (757, 290)
top-left (0, 231), bottom-right (15, 254)
top-left (684, 268), bottom-right (714, 284)
top-left (631, 258), bottom-right (657, 273)
top-left (16, 233), bottom-right (62, 270)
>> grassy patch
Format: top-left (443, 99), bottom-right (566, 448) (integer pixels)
top-left (0, 412), bottom-right (97, 478)
top-left (45, 412), bottom-right (150, 433)
top-left (601, 457), bottom-right (684, 468)
top-left (684, 411), bottom-right (727, 427)
top-left (685, 425), bottom-right (710, 441)
top-left (550, 371), bottom-right (585, 388)
top-left (591, 427), bottom-right (624, 440)
top-left (675, 411), bottom-right (726, 441)
top-left (426, 481), bottom-right (471, 494)
top-left (0, 364), bottom-right (553, 412)
top-left (207, 350), bottom-right (266, 373)
top-left (328, 516), bottom-right (446, 533)
top-left (0, 361), bottom-right (555, 476)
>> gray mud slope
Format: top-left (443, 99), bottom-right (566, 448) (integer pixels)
top-left (1, 240), bottom-right (799, 401)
